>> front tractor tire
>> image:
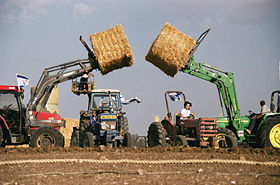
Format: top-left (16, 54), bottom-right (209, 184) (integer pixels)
top-left (147, 122), bottom-right (166, 147)
top-left (259, 117), bottom-right (280, 148)
top-left (216, 128), bottom-right (238, 148)
top-left (30, 127), bottom-right (64, 148)
top-left (70, 127), bottom-right (80, 147)
top-left (0, 125), bottom-right (5, 147)
top-left (123, 132), bottom-right (133, 147)
top-left (174, 135), bottom-right (188, 146)
top-left (82, 132), bottom-right (95, 147)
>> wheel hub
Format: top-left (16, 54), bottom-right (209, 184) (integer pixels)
top-left (270, 123), bottom-right (280, 148)
top-left (37, 134), bottom-right (55, 146)
top-left (215, 133), bottom-right (227, 148)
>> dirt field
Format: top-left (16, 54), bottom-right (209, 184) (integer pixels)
top-left (0, 146), bottom-right (279, 185)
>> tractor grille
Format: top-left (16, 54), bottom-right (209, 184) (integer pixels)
top-left (199, 118), bottom-right (218, 147)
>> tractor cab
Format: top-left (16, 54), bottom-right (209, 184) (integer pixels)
top-left (88, 89), bottom-right (122, 114)
top-left (270, 90), bottom-right (280, 113)
top-left (0, 85), bottom-right (26, 143)
top-left (88, 89), bottom-right (121, 136)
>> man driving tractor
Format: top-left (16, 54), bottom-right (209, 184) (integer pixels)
top-left (180, 101), bottom-right (195, 120)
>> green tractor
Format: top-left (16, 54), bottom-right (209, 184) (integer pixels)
top-left (71, 88), bottom-right (132, 147)
top-left (147, 29), bottom-right (280, 148)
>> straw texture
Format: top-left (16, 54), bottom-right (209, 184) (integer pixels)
top-left (145, 23), bottom-right (196, 77)
top-left (31, 87), bottom-right (59, 114)
top-left (60, 118), bottom-right (79, 147)
top-left (90, 24), bottom-right (133, 75)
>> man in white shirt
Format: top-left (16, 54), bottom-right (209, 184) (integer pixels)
top-left (260, 100), bottom-right (271, 113)
top-left (178, 101), bottom-right (195, 134)
top-left (245, 100), bottom-right (271, 134)
top-left (180, 101), bottom-right (195, 120)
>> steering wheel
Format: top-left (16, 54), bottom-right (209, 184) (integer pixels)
top-left (3, 104), bottom-right (13, 109)
top-left (188, 114), bottom-right (195, 119)
top-left (248, 110), bottom-right (256, 116)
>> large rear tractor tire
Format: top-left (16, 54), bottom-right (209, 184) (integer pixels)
top-left (82, 132), bottom-right (95, 147)
top-left (80, 117), bottom-right (91, 132)
top-left (216, 128), bottom-right (238, 148)
top-left (174, 135), bottom-right (188, 146)
top-left (147, 122), bottom-right (166, 147)
top-left (258, 117), bottom-right (280, 148)
top-left (70, 128), bottom-right (80, 147)
top-left (123, 132), bottom-right (133, 147)
top-left (30, 127), bottom-right (64, 147)
top-left (0, 126), bottom-right (5, 147)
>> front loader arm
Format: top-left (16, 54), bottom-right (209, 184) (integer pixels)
top-left (27, 59), bottom-right (94, 113)
top-left (181, 57), bottom-right (240, 122)
top-left (27, 36), bottom-right (99, 114)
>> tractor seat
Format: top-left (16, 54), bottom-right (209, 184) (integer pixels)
top-left (174, 112), bottom-right (181, 126)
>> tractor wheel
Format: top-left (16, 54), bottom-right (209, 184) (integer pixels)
top-left (123, 132), bottom-right (133, 147)
top-left (70, 128), bottom-right (80, 147)
top-left (30, 127), bottom-right (64, 147)
top-left (216, 128), bottom-right (237, 148)
top-left (0, 126), bottom-right (5, 147)
top-left (82, 132), bottom-right (95, 147)
top-left (147, 122), bottom-right (166, 147)
top-left (258, 117), bottom-right (280, 148)
top-left (80, 118), bottom-right (91, 132)
top-left (174, 135), bottom-right (188, 146)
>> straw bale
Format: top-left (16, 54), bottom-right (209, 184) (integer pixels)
top-left (31, 87), bottom-right (59, 105)
top-left (145, 23), bottom-right (196, 77)
top-left (31, 87), bottom-right (59, 114)
top-left (46, 87), bottom-right (59, 104)
top-left (44, 104), bottom-right (59, 114)
top-left (90, 24), bottom-right (133, 75)
top-left (60, 118), bottom-right (79, 147)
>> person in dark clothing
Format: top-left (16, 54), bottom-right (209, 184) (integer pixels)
top-left (79, 73), bottom-right (89, 90)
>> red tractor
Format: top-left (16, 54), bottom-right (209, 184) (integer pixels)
top-left (0, 58), bottom-right (94, 147)
top-left (148, 91), bottom-right (218, 147)
top-left (0, 85), bottom-right (64, 147)
top-left (0, 37), bottom-right (99, 147)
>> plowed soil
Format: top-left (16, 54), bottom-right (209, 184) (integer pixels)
top-left (0, 146), bottom-right (279, 185)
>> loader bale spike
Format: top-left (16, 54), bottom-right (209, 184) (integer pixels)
top-left (146, 23), bottom-right (209, 77)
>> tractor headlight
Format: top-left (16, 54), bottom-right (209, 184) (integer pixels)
top-left (110, 123), bottom-right (116, 130)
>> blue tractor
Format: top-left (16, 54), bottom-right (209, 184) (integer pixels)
top-left (71, 88), bottom-right (132, 147)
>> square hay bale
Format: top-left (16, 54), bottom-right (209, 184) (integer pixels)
top-left (145, 23), bottom-right (196, 77)
top-left (90, 24), bottom-right (133, 75)
top-left (60, 118), bottom-right (79, 147)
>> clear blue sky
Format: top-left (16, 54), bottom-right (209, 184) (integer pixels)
top-left (0, 0), bottom-right (279, 135)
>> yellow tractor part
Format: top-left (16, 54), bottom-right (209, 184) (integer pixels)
top-left (215, 133), bottom-right (226, 149)
top-left (270, 123), bottom-right (280, 148)
top-left (154, 115), bottom-right (160, 122)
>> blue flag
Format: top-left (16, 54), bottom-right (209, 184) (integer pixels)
top-left (168, 92), bottom-right (182, 101)
top-left (16, 73), bottom-right (29, 89)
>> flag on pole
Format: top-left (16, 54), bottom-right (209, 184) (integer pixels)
top-left (168, 92), bottom-right (182, 101)
top-left (120, 95), bottom-right (143, 105)
top-left (16, 73), bottom-right (29, 89)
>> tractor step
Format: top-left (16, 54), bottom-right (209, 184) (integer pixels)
top-left (246, 134), bottom-right (256, 144)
